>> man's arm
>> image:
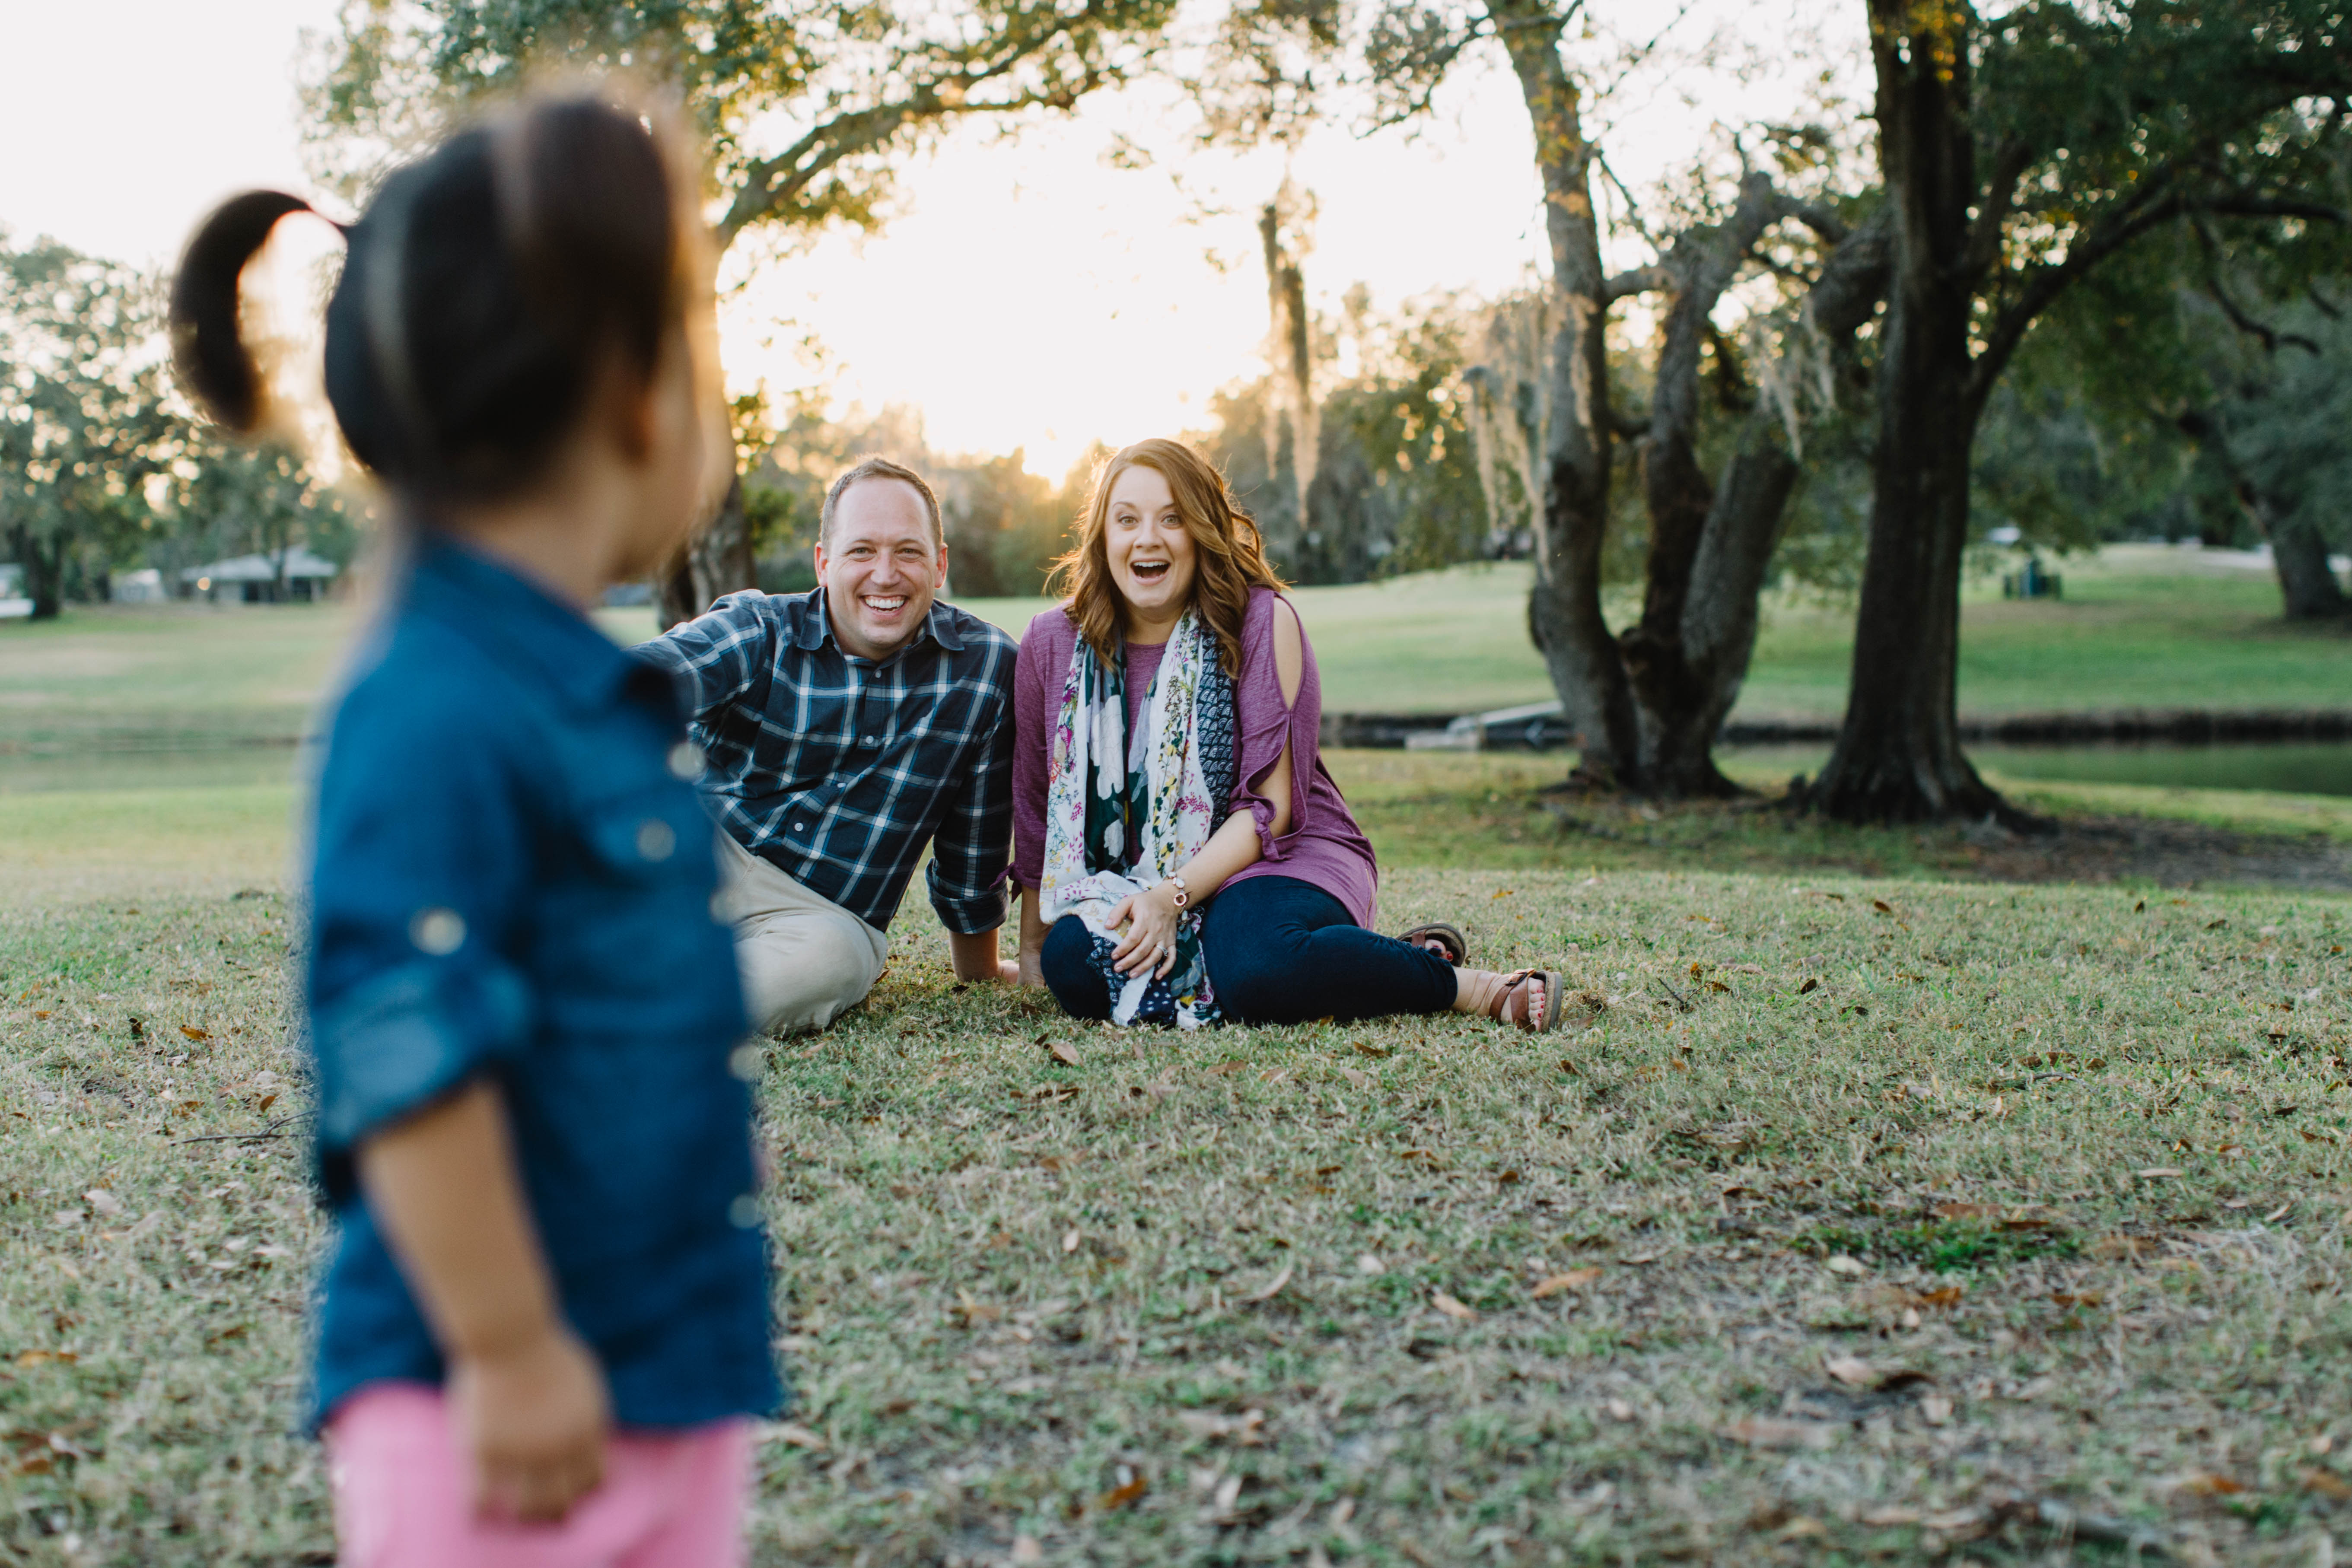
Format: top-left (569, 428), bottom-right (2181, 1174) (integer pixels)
top-left (631, 594), bottom-right (770, 724)
top-left (926, 640), bottom-right (1016, 979)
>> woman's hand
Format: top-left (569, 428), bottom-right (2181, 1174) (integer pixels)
top-left (1107, 882), bottom-right (1182, 979)
top-left (447, 1322), bottom-right (611, 1523)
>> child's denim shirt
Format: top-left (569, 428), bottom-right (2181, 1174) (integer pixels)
top-left (305, 535), bottom-right (782, 1430)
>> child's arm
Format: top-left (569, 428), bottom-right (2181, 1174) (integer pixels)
top-left (358, 1080), bottom-right (610, 1522)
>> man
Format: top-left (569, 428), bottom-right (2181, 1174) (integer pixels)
top-left (640, 455), bottom-right (1018, 1034)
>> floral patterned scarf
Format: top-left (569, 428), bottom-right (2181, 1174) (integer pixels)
top-left (1038, 610), bottom-right (1236, 1027)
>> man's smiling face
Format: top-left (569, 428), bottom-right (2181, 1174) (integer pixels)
top-left (815, 476), bottom-right (946, 662)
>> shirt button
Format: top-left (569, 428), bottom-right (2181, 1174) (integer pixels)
top-left (408, 907), bottom-right (465, 955)
top-left (792, 822), bottom-right (806, 833)
top-left (728, 1193), bottom-right (763, 1229)
top-left (636, 819), bottom-right (677, 862)
top-left (860, 735), bottom-right (876, 747)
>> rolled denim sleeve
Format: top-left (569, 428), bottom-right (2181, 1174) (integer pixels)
top-left (633, 594), bottom-right (772, 723)
top-left (924, 654), bottom-right (1015, 935)
top-left (306, 684), bottom-right (536, 1194)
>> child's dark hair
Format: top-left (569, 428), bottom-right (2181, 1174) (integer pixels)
top-left (172, 91), bottom-right (698, 502)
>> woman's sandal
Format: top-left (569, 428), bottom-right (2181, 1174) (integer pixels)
top-left (1397, 922), bottom-right (1468, 965)
top-left (1486, 968), bottom-right (1566, 1032)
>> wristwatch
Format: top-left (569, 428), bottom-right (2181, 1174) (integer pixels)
top-left (1166, 874), bottom-right (1190, 909)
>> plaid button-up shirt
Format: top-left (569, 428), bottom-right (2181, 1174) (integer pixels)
top-left (637, 588), bottom-right (1017, 933)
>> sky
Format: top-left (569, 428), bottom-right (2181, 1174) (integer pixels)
top-left (0, 0), bottom-right (1862, 480)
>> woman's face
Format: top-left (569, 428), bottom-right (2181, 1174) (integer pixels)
top-left (1104, 463), bottom-right (1197, 628)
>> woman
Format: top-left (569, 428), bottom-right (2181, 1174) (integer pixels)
top-left (1011, 437), bottom-right (1569, 1032)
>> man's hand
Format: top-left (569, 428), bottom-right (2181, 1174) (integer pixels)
top-left (449, 1323), bottom-right (611, 1522)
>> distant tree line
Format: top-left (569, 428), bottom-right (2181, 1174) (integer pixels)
top-left (0, 231), bottom-right (356, 620)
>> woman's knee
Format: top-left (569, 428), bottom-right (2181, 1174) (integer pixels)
top-left (1041, 917), bottom-right (1109, 1020)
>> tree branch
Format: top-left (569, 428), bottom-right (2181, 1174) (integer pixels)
top-left (1605, 265), bottom-right (1671, 301)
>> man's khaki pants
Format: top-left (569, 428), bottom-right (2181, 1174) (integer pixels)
top-left (715, 834), bottom-right (890, 1036)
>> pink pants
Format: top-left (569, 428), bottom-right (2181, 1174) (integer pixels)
top-left (325, 1382), bottom-right (752, 1568)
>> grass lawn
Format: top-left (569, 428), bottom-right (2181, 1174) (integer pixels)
top-left (5, 764), bottom-right (2352, 1563)
top-left (5, 546), bottom-right (2346, 792)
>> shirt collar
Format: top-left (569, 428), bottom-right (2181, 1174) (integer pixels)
top-left (407, 532), bottom-right (656, 712)
top-left (789, 587), bottom-right (965, 658)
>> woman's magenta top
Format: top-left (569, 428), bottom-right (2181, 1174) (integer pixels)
top-left (1011, 586), bottom-right (1380, 928)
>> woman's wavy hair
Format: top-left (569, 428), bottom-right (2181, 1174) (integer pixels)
top-left (1047, 439), bottom-right (1286, 675)
top-left (170, 80), bottom-right (718, 509)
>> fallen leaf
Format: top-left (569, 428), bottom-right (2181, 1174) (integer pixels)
top-left (954, 1290), bottom-right (1003, 1328)
top-left (2136, 1167), bottom-right (2185, 1180)
top-left (256, 1094), bottom-right (277, 1113)
top-left (179, 1025), bottom-right (209, 1042)
top-left (1532, 1267), bottom-right (1602, 1299)
top-left (1178, 1408), bottom-right (1267, 1443)
top-left (1919, 1394), bottom-right (1953, 1426)
top-left (83, 1190), bottom-right (122, 1218)
top-left (1872, 899), bottom-right (1895, 915)
top-left (1047, 1039), bottom-right (1079, 1067)
top-left (2050, 1290), bottom-right (2104, 1309)
top-left (32, 1010), bottom-right (52, 1020)
top-left (1062, 1228), bottom-right (1080, 1254)
top-left (1935, 1202), bottom-right (1995, 1220)
top-left (1776, 1516), bottom-right (1829, 1539)
top-left (2300, 1467), bottom-right (2352, 1501)
top-left (1826, 1253), bottom-right (1867, 1276)
top-left (1098, 1473), bottom-right (1148, 1511)
top-left (1861, 1506), bottom-right (1922, 1527)
top-left (1431, 1291), bottom-right (1479, 1322)
top-left (1209, 1061), bottom-right (1246, 1076)
top-left (13, 1351), bottom-right (76, 1368)
top-left (1352, 1042), bottom-right (1391, 1059)
top-left (1496, 1168), bottom-right (1521, 1185)
top-left (2171, 1472), bottom-right (2245, 1498)
top-left (1798, 977), bottom-right (1820, 995)
top-left (1241, 1264), bottom-right (1292, 1303)
top-left (1727, 1417), bottom-right (1836, 1450)
top-left (1824, 1354), bottom-right (1876, 1388)
top-left (1357, 1253), bottom-right (1384, 1275)
top-left (769, 1421), bottom-right (825, 1452)
top-left (1603, 1397), bottom-right (1636, 1422)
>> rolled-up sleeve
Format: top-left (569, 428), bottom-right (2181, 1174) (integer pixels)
top-left (306, 687), bottom-right (535, 1197)
top-left (633, 594), bottom-right (771, 723)
top-left (924, 649), bottom-right (1015, 934)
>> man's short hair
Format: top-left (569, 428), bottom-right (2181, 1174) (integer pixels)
top-left (821, 455), bottom-right (942, 549)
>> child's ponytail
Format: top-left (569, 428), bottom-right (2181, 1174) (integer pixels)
top-left (170, 190), bottom-right (330, 435)
top-left (169, 87), bottom-right (710, 506)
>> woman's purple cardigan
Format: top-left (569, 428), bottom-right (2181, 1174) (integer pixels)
top-left (1009, 586), bottom-right (1381, 928)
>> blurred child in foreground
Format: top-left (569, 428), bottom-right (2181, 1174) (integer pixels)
top-left (172, 86), bottom-right (781, 1566)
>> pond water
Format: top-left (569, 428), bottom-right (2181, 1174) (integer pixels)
top-left (1719, 741), bottom-right (2352, 798)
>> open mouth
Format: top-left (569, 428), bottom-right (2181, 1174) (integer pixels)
top-left (1129, 560), bottom-right (1170, 586)
top-left (862, 595), bottom-right (907, 616)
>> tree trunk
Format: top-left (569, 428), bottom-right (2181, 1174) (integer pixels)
top-left (1622, 198), bottom-right (1891, 798)
top-left (2269, 518), bottom-right (2351, 619)
top-left (10, 523), bottom-right (65, 622)
top-left (656, 471), bottom-right (757, 630)
top-left (1494, 1), bottom-right (1640, 786)
top-left (1809, 0), bottom-right (2008, 824)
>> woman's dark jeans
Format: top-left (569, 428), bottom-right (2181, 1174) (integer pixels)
top-left (1039, 875), bottom-right (1457, 1025)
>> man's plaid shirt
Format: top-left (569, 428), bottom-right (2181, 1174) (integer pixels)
top-left (638, 588), bottom-right (1017, 933)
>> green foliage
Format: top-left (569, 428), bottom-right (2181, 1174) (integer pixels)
top-left (0, 234), bottom-right (177, 618)
top-left (306, 0), bottom-right (1178, 245)
top-left (939, 451), bottom-right (1073, 598)
top-left (1199, 290), bottom-right (1489, 585)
